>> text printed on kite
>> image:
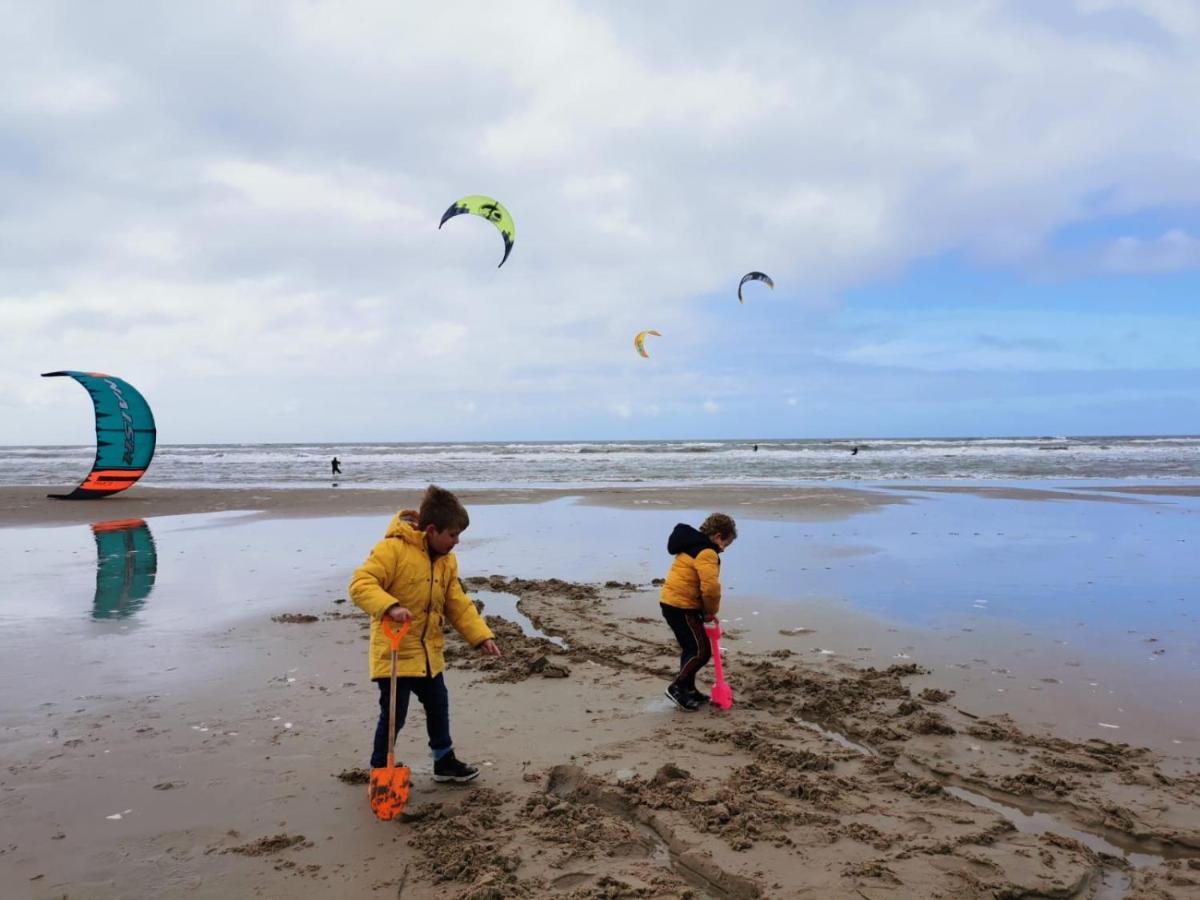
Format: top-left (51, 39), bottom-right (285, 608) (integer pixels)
top-left (634, 330), bottom-right (662, 359)
top-left (438, 195), bottom-right (516, 267)
top-left (40, 371), bottom-right (157, 500)
top-left (737, 271), bottom-right (775, 304)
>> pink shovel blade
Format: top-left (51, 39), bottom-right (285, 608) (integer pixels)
top-left (711, 680), bottom-right (733, 710)
top-left (706, 620), bottom-right (734, 710)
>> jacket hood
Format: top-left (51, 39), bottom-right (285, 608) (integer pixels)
top-left (667, 523), bottom-right (717, 557)
top-left (384, 509), bottom-right (425, 547)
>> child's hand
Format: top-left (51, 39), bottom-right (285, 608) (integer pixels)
top-left (477, 639), bottom-right (501, 657)
top-left (385, 604), bottom-right (413, 624)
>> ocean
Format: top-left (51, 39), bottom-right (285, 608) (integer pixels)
top-left (2, 436), bottom-right (1198, 489)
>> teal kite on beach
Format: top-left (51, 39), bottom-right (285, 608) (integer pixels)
top-left (41, 370), bottom-right (157, 500)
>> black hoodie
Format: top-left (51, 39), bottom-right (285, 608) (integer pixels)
top-left (667, 523), bottom-right (719, 558)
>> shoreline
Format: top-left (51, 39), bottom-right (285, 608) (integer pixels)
top-left (0, 484), bottom-right (910, 527)
top-left (5, 480), bottom-right (1199, 528)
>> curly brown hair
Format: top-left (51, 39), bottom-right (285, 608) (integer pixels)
top-left (698, 512), bottom-right (737, 542)
top-left (418, 484), bottom-right (470, 532)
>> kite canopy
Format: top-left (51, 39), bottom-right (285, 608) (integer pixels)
top-left (438, 194), bottom-right (516, 267)
top-left (737, 271), bottom-right (775, 304)
top-left (91, 518), bottom-right (158, 619)
top-left (42, 371), bottom-right (157, 500)
top-left (634, 330), bottom-right (662, 358)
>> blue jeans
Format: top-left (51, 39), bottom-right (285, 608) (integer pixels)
top-left (370, 672), bottom-right (452, 768)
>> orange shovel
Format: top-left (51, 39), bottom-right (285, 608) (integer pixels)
top-left (369, 618), bottom-right (412, 821)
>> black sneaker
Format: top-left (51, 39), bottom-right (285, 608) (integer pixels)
top-left (433, 750), bottom-right (479, 783)
top-left (688, 688), bottom-right (710, 706)
top-left (665, 684), bottom-right (701, 712)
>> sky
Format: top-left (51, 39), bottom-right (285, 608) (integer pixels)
top-left (2, 0), bottom-right (1199, 444)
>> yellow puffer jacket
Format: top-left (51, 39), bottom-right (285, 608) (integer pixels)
top-left (349, 510), bottom-right (494, 679)
top-left (659, 523), bottom-right (722, 617)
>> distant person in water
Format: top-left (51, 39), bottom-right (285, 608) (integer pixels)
top-left (753, 444), bottom-right (758, 452)
top-left (851, 446), bottom-right (859, 456)
top-left (332, 457), bottom-right (342, 476)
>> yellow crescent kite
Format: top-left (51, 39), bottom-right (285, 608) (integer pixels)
top-left (634, 330), bottom-right (661, 358)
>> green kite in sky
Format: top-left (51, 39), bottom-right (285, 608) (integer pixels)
top-left (439, 194), bottom-right (515, 267)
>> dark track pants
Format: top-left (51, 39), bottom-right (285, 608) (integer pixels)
top-left (660, 603), bottom-right (712, 693)
top-left (370, 672), bottom-right (452, 768)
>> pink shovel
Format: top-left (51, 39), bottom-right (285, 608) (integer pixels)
top-left (706, 619), bottom-right (733, 710)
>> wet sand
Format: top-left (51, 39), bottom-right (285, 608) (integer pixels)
top-left (2, 485), bottom-right (1198, 897)
top-left (5, 480), bottom-right (1189, 529)
top-left (1, 575), bottom-right (1198, 898)
top-left (0, 484), bottom-right (907, 528)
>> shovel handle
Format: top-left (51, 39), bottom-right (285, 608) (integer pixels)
top-left (705, 618), bottom-right (726, 682)
top-left (381, 617), bottom-right (411, 650)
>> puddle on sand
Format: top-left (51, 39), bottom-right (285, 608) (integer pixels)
top-left (90, 519), bottom-right (157, 620)
top-left (792, 713), bottom-right (1183, 898)
top-left (473, 590), bottom-right (568, 649)
top-left (790, 717), bottom-right (875, 756)
top-left (938, 779), bottom-right (1160, 868)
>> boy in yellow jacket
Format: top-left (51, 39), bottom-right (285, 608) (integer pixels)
top-left (659, 513), bottom-right (737, 711)
top-left (350, 485), bottom-right (501, 782)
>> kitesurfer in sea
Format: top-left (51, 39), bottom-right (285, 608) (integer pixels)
top-left (332, 457), bottom-right (342, 476)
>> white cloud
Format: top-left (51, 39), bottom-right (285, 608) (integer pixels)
top-left (703, 400), bottom-right (719, 414)
top-left (206, 160), bottom-right (422, 225)
top-left (114, 225), bottom-right (182, 263)
top-left (412, 320), bottom-right (468, 358)
top-left (25, 74), bottom-right (118, 115)
top-left (1100, 229), bottom-right (1200, 273)
top-left (609, 401), bottom-right (633, 419)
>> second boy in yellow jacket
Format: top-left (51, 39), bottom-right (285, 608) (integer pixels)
top-left (659, 513), bottom-right (737, 711)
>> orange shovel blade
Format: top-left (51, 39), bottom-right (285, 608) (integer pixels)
top-left (368, 764), bottom-right (411, 821)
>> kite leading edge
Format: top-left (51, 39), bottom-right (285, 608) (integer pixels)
top-left (737, 271), bottom-right (775, 304)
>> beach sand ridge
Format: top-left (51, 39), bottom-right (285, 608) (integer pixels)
top-left (3, 575), bottom-right (1198, 898)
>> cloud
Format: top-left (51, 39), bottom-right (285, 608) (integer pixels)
top-left (2, 1), bottom-right (1199, 440)
top-left (1100, 229), bottom-right (1200, 273)
top-left (206, 160), bottom-right (423, 225)
top-left (823, 308), bottom-right (1200, 373)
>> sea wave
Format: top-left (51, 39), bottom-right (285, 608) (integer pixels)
top-left (2, 437), bottom-right (1198, 489)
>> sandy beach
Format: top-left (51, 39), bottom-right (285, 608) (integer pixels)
top-left (2, 484), bottom-right (1199, 898)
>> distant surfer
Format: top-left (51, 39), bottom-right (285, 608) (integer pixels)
top-left (851, 446), bottom-right (859, 456)
top-left (331, 456), bottom-right (342, 476)
top-left (753, 444), bottom-right (758, 452)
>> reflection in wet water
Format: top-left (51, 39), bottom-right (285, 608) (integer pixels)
top-left (90, 519), bottom-right (157, 620)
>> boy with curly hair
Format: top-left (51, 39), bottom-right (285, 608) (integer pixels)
top-left (659, 512), bottom-right (737, 711)
top-left (350, 485), bottom-right (501, 782)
